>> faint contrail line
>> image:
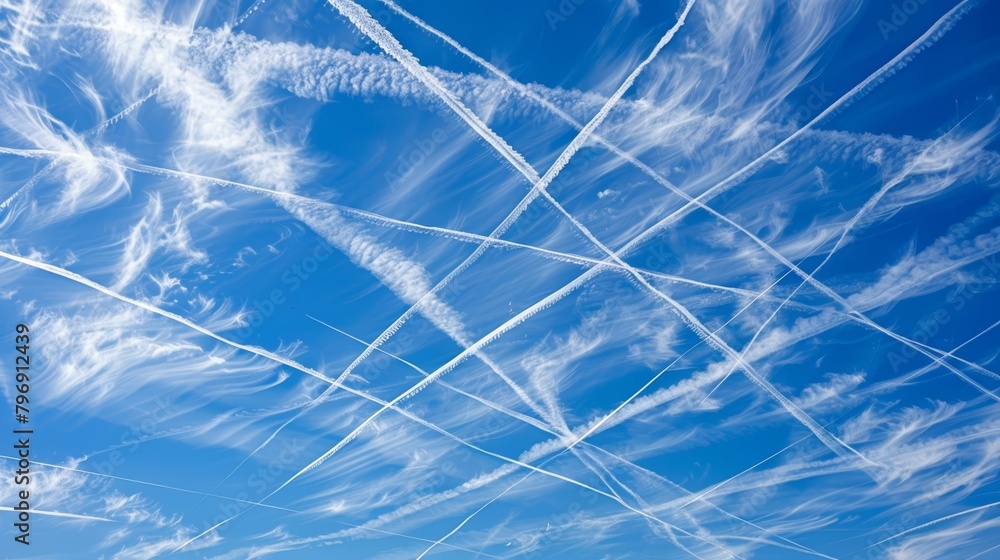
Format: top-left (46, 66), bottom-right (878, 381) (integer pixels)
top-left (703, 114), bottom-right (1000, 405)
top-left (0, 506), bottom-right (114, 522)
top-left (0, 249), bottom-right (741, 557)
top-left (0, 454), bottom-right (298, 513)
top-left (383, 0), bottom-right (875, 472)
top-left (862, 500), bottom-right (1000, 550)
top-left (327, 0), bottom-right (542, 183)
top-left (0, 456), bottom-right (504, 557)
top-left (321, 0), bottom-right (979, 484)
top-left (308, 313), bottom-right (827, 559)
top-left (374, 0), bottom-right (996, 384)
top-left (327, 1), bottom-right (845, 555)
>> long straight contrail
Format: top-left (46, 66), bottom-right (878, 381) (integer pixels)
top-left (263, 0), bottom-right (583, 446)
top-left (313, 313), bottom-right (827, 558)
top-left (0, 248), bottom-right (742, 556)
top-left (323, 0), bottom-right (696, 387)
top-left (0, 140), bottom-right (824, 309)
top-left (327, 0), bottom-right (541, 183)
top-left (0, 248), bottom-right (336, 386)
top-left (372, 0), bottom-right (997, 385)
top-left (703, 117), bottom-right (1000, 404)
top-left (0, 454), bottom-right (297, 513)
top-left (0, 456), bottom-right (504, 557)
top-left (0, 506), bottom-right (114, 522)
top-left (253, 0), bottom-right (877, 550)
top-left (862, 500), bottom-right (1000, 550)
top-left (322, 0), bottom-right (979, 477)
top-left (369, 0), bottom-right (871, 470)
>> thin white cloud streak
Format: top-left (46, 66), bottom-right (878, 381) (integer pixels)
top-left (37, 7), bottom-right (713, 554)
top-left (298, 213), bottom-right (1000, 547)
top-left (331, 0), bottom-right (879, 470)
top-left (312, 313), bottom-right (824, 559)
top-left (5, 1), bottom-right (992, 556)
top-left (0, 248), bottom-right (338, 385)
top-left (0, 141), bottom-right (843, 319)
top-left (312, 0), bottom-right (983, 489)
top-left (0, 248), bottom-right (735, 558)
top-left (319, 1), bottom-right (943, 516)
top-left (326, 0), bottom-right (542, 184)
top-left (865, 500), bottom-right (1000, 550)
top-left (0, 454), bottom-right (298, 513)
top-left (0, 505), bottom-right (114, 522)
top-left (705, 118), bottom-right (1000, 405)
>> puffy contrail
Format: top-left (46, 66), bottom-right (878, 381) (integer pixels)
top-left (433, 0), bottom-right (874, 470)
top-left (322, 0), bottom-right (695, 387)
top-left (327, 0), bottom-right (541, 184)
top-left (268, 0), bottom-right (877, 548)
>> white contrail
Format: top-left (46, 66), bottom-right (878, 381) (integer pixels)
top-left (527, 0), bottom-right (697, 193)
top-left (677, 434), bottom-right (815, 510)
top-left (0, 251), bottom-right (637, 506)
top-left (375, 0), bottom-right (996, 384)
top-left (0, 145), bottom-right (831, 547)
top-left (303, 270), bottom-right (833, 552)
top-left (0, 454), bottom-right (297, 513)
top-left (863, 500), bottom-right (1000, 550)
top-left (327, 0), bottom-right (541, 183)
top-left (320, 0), bottom-right (695, 472)
top-left (0, 159), bottom-right (59, 213)
top-left (306, 314), bottom-right (562, 436)
top-left (89, 86), bottom-right (160, 136)
top-left (324, 0), bottom-right (695, 386)
top-left (312, 314), bottom-right (793, 557)
top-left (0, 457), bottom-right (504, 557)
top-left (0, 248), bottom-right (337, 386)
top-left (177, 412), bottom-right (743, 560)
top-left (415, 470), bottom-right (532, 560)
top-left (889, 318), bottom-right (1000, 389)
top-left (0, 506), bottom-right (114, 522)
top-left (217, 0), bottom-right (884, 545)
top-left (323, 0), bottom-right (978, 475)
top-left (0, 248), bottom-right (734, 557)
top-left (0, 140), bottom-right (815, 308)
top-left (704, 118), bottom-right (1000, 404)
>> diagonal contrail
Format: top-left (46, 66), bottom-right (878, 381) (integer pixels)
top-left (323, 0), bottom-right (979, 476)
top-left (0, 250), bottom-right (744, 558)
top-left (372, 0), bottom-right (997, 385)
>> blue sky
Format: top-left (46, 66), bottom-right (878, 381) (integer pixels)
top-left (1, 0), bottom-right (999, 558)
